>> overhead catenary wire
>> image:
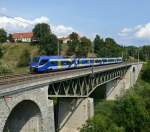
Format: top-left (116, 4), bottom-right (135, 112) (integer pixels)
top-left (0, 12), bottom-right (60, 56)
top-left (0, 12), bottom-right (34, 26)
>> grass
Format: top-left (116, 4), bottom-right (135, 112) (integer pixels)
top-left (0, 43), bottom-right (39, 74)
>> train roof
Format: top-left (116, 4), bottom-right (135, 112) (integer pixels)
top-left (35, 56), bottom-right (64, 59)
top-left (34, 56), bottom-right (122, 60)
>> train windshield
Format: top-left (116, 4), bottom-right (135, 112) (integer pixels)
top-left (32, 57), bottom-right (40, 63)
top-left (39, 59), bottom-right (49, 65)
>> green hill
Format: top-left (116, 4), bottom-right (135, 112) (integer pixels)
top-left (0, 43), bottom-right (39, 74)
top-left (0, 43), bottom-right (68, 75)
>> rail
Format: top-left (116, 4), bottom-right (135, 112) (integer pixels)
top-left (0, 63), bottom-right (133, 86)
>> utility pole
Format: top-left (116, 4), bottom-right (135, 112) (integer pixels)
top-left (138, 49), bottom-right (140, 64)
top-left (91, 41), bottom-right (94, 77)
top-left (122, 44), bottom-right (124, 61)
top-left (58, 40), bottom-right (60, 56)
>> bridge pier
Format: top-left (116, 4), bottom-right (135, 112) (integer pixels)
top-left (106, 63), bottom-right (143, 100)
top-left (0, 86), bottom-right (55, 132)
top-left (57, 98), bottom-right (94, 132)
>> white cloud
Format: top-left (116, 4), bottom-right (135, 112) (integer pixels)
top-left (134, 25), bottom-right (142, 30)
top-left (135, 23), bottom-right (150, 39)
top-left (52, 25), bottom-right (74, 37)
top-left (119, 23), bottom-right (150, 40)
top-left (118, 23), bottom-right (150, 45)
top-left (0, 16), bottom-right (49, 32)
top-left (121, 28), bottom-right (132, 33)
top-left (118, 28), bottom-right (133, 36)
top-left (0, 16), bottom-right (75, 37)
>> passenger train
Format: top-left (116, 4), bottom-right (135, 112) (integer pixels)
top-left (30, 56), bottom-right (123, 73)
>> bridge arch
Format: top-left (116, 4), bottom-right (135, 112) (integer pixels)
top-left (3, 100), bottom-right (42, 132)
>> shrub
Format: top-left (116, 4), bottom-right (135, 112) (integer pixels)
top-left (80, 114), bottom-right (124, 132)
top-left (141, 61), bottom-right (150, 83)
top-left (113, 94), bottom-right (150, 132)
top-left (0, 63), bottom-right (12, 75)
top-left (17, 49), bottom-right (31, 67)
top-left (0, 46), bottom-right (4, 58)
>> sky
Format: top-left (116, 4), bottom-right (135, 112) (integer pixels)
top-left (0, 0), bottom-right (150, 46)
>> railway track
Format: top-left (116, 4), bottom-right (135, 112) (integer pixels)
top-left (0, 72), bottom-right (57, 86)
top-left (0, 68), bottom-right (87, 86)
top-left (0, 63), bottom-right (131, 86)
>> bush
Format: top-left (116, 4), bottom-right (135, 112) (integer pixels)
top-left (81, 114), bottom-right (124, 132)
top-left (0, 63), bottom-right (12, 75)
top-left (0, 46), bottom-right (4, 58)
top-left (80, 101), bottom-right (124, 132)
top-left (141, 62), bottom-right (150, 83)
top-left (113, 94), bottom-right (150, 132)
top-left (17, 49), bottom-right (31, 67)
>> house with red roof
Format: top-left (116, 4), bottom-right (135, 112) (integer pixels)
top-left (12, 32), bottom-right (33, 43)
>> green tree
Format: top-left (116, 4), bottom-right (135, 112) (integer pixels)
top-left (67, 32), bottom-right (80, 56)
top-left (40, 33), bottom-right (58, 55)
top-left (32, 23), bottom-right (51, 41)
top-left (126, 46), bottom-right (138, 59)
top-left (81, 114), bottom-right (124, 132)
top-left (69, 32), bottom-right (79, 41)
top-left (141, 61), bottom-right (150, 83)
top-left (0, 46), bottom-right (4, 58)
top-left (94, 35), bottom-right (105, 57)
top-left (94, 35), bottom-right (122, 57)
top-left (76, 37), bottom-right (92, 57)
top-left (140, 45), bottom-right (150, 61)
top-left (32, 23), bottom-right (58, 55)
top-left (105, 37), bottom-right (122, 57)
top-left (8, 34), bottom-right (14, 42)
top-left (113, 95), bottom-right (150, 132)
top-left (0, 28), bottom-right (7, 43)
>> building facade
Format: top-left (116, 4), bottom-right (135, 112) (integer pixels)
top-left (12, 32), bottom-right (33, 43)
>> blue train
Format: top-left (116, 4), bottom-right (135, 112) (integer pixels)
top-left (29, 56), bottom-right (123, 73)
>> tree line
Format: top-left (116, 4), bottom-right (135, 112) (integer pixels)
top-left (80, 62), bottom-right (150, 132)
top-left (0, 23), bottom-right (150, 61)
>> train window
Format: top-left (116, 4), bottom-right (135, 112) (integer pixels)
top-left (78, 60), bottom-right (82, 64)
top-left (39, 59), bottom-right (49, 65)
top-left (102, 59), bottom-right (107, 62)
top-left (50, 61), bottom-right (58, 66)
top-left (67, 61), bottom-right (72, 65)
top-left (95, 60), bottom-right (98, 63)
top-left (61, 61), bottom-right (71, 65)
top-left (96, 60), bottom-right (101, 63)
top-left (32, 57), bottom-right (40, 63)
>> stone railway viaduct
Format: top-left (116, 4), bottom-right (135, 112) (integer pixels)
top-left (0, 63), bottom-right (142, 132)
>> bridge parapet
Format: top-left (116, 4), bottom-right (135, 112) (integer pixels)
top-left (0, 63), bottom-right (132, 98)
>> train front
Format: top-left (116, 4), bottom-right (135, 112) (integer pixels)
top-left (29, 56), bottom-right (40, 73)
